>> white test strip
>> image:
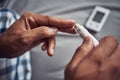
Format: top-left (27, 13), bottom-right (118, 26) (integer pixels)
top-left (75, 24), bottom-right (99, 47)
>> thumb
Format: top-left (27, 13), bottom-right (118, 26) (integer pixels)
top-left (30, 26), bottom-right (58, 41)
top-left (68, 36), bottom-right (94, 69)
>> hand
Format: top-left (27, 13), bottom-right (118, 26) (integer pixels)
top-left (0, 12), bottom-right (75, 58)
top-left (65, 36), bottom-right (120, 80)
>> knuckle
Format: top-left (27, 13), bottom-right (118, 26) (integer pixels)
top-left (41, 27), bottom-right (53, 36)
top-left (110, 57), bottom-right (120, 67)
top-left (19, 33), bottom-right (31, 45)
top-left (110, 63), bottom-right (120, 75)
top-left (44, 15), bottom-right (50, 25)
top-left (41, 27), bottom-right (49, 34)
top-left (22, 12), bottom-right (32, 17)
top-left (104, 36), bottom-right (117, 43)
top-left (100, 36), bottom-right (118, 46)
top-left (44, 15), bottom-right (50, 20)
top-left (21, 12), bottom-right (35, 21)
top-left (99, 63), bottom-right (108, 73)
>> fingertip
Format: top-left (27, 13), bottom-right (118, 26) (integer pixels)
top-left (69, 19), bottom-right (76, 27)
top-left (41, 42), bottom-right (47, 51)
top-left (41, 45), bottom-right (46, 51)
top-left (69, 19), bottom-right (76, 24)
top-left (83, 36), bottom-right (93, 44)
top-left (47, 36), bottom-right (55, 57)
top-left (61, 19), bottom-right (76, 28)
top-left (47, 48), bottom-right (54, 57)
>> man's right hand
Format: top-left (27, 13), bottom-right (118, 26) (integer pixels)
top-left (65, 36), bottom-right (120, 80)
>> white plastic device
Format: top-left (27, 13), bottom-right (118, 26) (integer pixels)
top-left (85, 6), bottom-right (110, 32)
top-left (75, 24), bottom-right (99, 47)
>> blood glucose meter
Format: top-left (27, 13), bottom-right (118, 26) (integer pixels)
top-left (85, 6), bottom-right (110, 32)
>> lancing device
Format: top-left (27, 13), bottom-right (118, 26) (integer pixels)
top-left (75, 24), bottom-right (99, 47)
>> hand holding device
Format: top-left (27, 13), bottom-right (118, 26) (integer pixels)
top-left (65, 36), bottom-right (119, 80)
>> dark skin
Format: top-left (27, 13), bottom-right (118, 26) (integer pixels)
top-left (0, 12), bottom-right (75, 58)
top-left (65, 36), bottom-right (120, 80)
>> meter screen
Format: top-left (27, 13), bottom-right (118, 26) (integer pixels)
top-left (93, 11), bottom-right (105, 23)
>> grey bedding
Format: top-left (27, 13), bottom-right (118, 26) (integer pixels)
top-left (2, 0), bottom-right (120, 80)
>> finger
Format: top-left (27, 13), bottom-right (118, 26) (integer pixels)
top-left (41, 36), bottom-right (56, 56)
top-left (41, 41), bottom-right (48, 51)
top-left (35, 15), bottom-right (75, 28)
top-left (23, 12), bottom-right (76, 28)
top-left (68, 36), bottom-right (94, 69)
top-left (30, 26), bottom-right (58, 42)
top-left (58, 27), bottom-right (76, 34)
top-left (90, 36), bottom-right (118, 62)
top-left (47, 36), bottom-right (56, 56)
top-left (110, 44), bottom-right (120, 60)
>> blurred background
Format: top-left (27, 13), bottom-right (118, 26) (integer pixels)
top-left (0, 0), bottom-right (120, 80)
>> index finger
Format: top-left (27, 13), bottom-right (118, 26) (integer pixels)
top-left (26, 12), bottom-right (76, 28)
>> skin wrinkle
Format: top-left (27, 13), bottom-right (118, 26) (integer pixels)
top-left (108, 43), bottom-right (119, 57)
top-left (24, 17), bottom-right (31, 30)
top-left (23, 12), bottom-right (37, 29)
top-left (60, 18), bottom-right (64, 28)
top-left (110, 44), bottom-right (120, 60)
top-left (41, 15), bottom-right (51, 27)
top-left (47, 16), bottom-right (50, 26)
